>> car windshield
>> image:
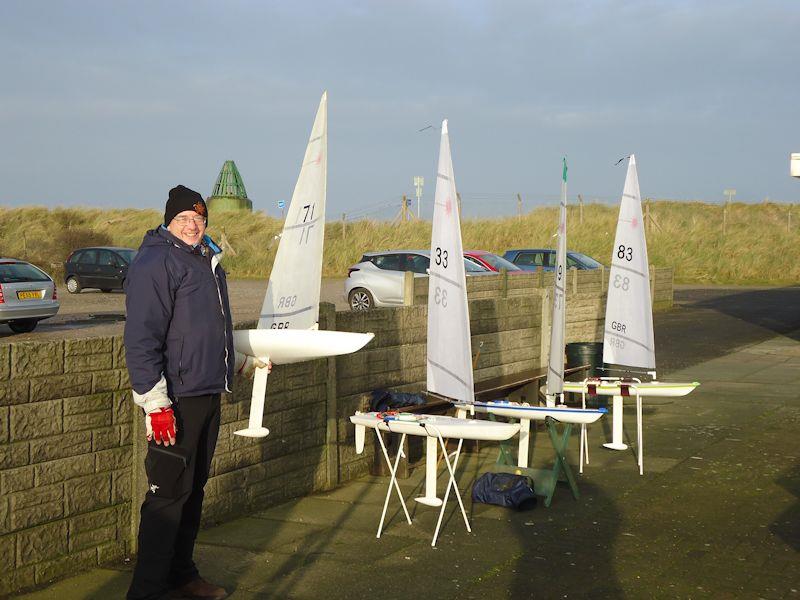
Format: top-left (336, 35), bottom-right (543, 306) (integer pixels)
top-left (0, 262), bottom-right (50, 283)
top-left (464, 258), bottom-right (489, 272)
top-left (117, 249), bottom-right (137, 264)
top-left (570, 252), bottom-right (603, 268)
top-left (477, 253), bottom-right (521, 271)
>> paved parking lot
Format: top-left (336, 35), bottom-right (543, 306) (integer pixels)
top-left (0, 279), bottom-right (348, 341)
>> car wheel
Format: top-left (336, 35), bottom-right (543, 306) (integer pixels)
top-left (348, 288), bottom-right (374, 312)
top-left (66, 276), bottom-right (82, 294)
top-left (8, 319), bottom-right (37, 333)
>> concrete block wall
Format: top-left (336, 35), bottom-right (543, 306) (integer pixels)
top-left (0, 338), bottom-right (131, 595)
top-left (413, 268), bottom-right (673, 308)
top-left (200, 357), bottom-right (329, 523)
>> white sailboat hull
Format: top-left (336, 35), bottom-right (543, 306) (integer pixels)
top-left (562, 380), bottom-right (699, 398)
top-left (234, 329), bottom-right (374, 364)
top-left (350, 412), bottom-right (520, 441)
top-left (453, 401), bottom-right (606, 424)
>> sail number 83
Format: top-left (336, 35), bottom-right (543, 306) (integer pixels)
top-left (613, 275), bottom-right (630, 291)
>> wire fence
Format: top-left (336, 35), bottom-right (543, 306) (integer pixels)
top-left (337, 192), bottom-right (799, 223)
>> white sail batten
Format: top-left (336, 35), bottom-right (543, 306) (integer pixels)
top-left (426, 119), bottom-right (475, 403)
top-left (546, 159), bottom-right (568, 399)
top-left (258, 92), bottom-right (328, 331)
top-left (603, 155), bottom-right (655, 369)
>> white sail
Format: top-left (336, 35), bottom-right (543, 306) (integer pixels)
top-left (258, 91), bottom-right (327, 330)
top-left (603, 154), bottom-right (655, 369)
top-left (546, 158), bottom-right (568, 399)
top-left (426, 120), bottom-right (474, 403)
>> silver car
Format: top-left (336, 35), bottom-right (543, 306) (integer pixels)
top-left (0, 259), bottom-right (60, 333)
top-left (345, 250), bottom-right (489, 311)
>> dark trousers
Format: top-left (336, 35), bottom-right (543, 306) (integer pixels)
top-left (127, 394), bottom-right (221, 600)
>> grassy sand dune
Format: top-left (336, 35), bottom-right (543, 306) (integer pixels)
top-left (0, 201), bottom-right (797, 285)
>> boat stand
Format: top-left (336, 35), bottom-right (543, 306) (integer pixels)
top-left (492, 416), bottom-right (579, 508)
top-left (371, 426), bottom-right (471, 547)
top-left (602, 387), bottom-right (644, 475)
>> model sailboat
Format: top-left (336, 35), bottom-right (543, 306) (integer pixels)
top-left (563, 155), bottom-right (699, 473)
top-left (234, 92), bottom-right (374, 438)
top-left (350, 120), bottom-right (519, 546)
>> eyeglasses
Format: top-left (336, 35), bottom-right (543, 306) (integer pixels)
top-left (172, 216), bottom-right (207, 226)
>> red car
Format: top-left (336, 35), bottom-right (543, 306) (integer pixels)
top-left (463, 250), bottom-right (525, 274)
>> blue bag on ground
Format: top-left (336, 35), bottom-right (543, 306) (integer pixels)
top-left (369, 388), bottom-right (426, 412)
top-left (471, 472), bottom-right (537, 510)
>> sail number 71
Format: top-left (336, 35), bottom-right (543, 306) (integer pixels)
top-left (299, 204), bottom-right (315, 245)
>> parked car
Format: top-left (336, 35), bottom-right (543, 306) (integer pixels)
top-left (345, 250), bottom-right (490, 311)
top-left (64, 247), bottom-right (137, 293)
top-left (0, 258), bottom-right (60, 333)
top-left (463, 250), bottom-right (524, 274)
top-left (502, 249), bottom-right (603, 272)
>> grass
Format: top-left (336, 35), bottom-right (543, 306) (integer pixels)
top-left (0, 201), bottom-right (797, 285)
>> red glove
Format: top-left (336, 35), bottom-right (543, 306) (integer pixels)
top-left (146, 407), bottom-right (177, 445)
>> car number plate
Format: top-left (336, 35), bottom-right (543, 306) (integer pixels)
top-left (17, 290), bottom-right (43, 300)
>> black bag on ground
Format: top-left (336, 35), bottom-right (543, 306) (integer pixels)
top-left (471, 472), bottom-right (537, 510)
top-left (369, 388), bottom-right (426, 412)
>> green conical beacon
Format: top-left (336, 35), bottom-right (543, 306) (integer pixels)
top-left (206, 160), bottom-right (253, 212)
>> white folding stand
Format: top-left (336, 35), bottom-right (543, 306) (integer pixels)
top-left (371, 424), bottom-right (470, 547)
top-left (352, 412), bottom-right (519, 545)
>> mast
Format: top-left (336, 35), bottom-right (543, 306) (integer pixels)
top-left (545, 158), bottom-right (568, 406)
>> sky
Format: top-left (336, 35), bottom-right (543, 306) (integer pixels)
top-left (1, 0), bottom-right (798, 219)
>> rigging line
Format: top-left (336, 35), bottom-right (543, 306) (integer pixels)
top-left (615, 155), bottom-right (631, 166)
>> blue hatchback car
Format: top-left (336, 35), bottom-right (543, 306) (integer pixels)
top-left (502, 249), bottom-right (603, 271)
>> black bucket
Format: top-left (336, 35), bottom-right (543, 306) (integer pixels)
top-left (565, 342), bottom-right (604, 407)
top-left (565, 342), bottom-right (604, 377)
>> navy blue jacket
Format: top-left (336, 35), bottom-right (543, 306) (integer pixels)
top-left (124, 227), bottom-right (235, 399)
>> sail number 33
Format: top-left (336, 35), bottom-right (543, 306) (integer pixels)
top-left (434, 247), bottom-right (448, 268)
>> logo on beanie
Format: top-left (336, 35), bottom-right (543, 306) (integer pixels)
top-left (193, 202), bottom-right (207, 216)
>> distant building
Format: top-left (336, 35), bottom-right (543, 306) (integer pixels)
top-left (207, 160), bottom-right (253, 212)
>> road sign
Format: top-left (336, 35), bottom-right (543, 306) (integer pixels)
top-left (724, 189), bottom-right (736, 204)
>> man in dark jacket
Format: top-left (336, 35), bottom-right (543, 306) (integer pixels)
top-left (124, 185), bottom-right (262, 600)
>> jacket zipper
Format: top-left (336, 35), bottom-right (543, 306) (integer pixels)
top-left (210, 253), bottom-right (230, 393)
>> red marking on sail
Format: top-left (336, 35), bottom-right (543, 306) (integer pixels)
top-left (445, 196), bottom-right (453, 216)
